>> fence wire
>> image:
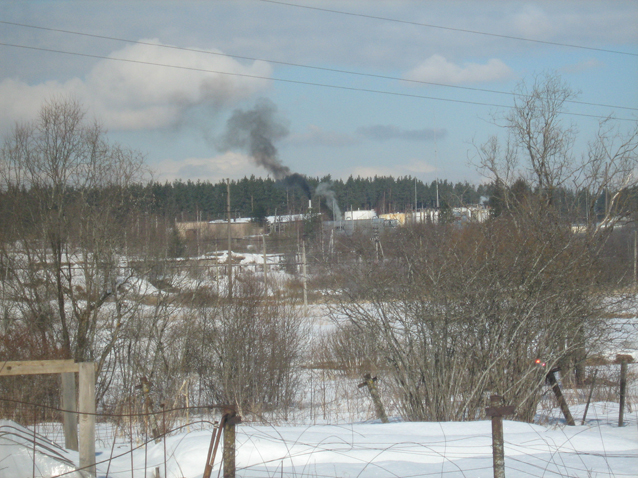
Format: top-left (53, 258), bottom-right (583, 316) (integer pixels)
top-left (0, 394), bottom-right (636, 478)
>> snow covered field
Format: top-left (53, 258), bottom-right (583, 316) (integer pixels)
top-left (2, 253), bottom-right (636, 477)
top-left (4, 400), bottom-right (635, 478)
top-left (92, 401), bottom-right (638, 478)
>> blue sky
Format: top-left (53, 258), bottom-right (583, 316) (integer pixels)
top-left (1, 1), bottom-right (637, 184)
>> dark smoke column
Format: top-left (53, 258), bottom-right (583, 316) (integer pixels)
top-left (219, 98), bottom-right (291, 179)
top-left (218, 98), bottom-right (311, 198)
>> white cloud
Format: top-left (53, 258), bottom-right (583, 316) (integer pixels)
top-left (404, 159), bottom-right (437, 175)
top-left (510, 4), bottom-right (556, 39)
top-left (0, 78), bottom-right (85, 132)
top-left (404, 55), bottom-right (514, 85)
top-left (0, 39), bottom-right (272, 132)
top-left (155, 152), bottom-right (261, 183)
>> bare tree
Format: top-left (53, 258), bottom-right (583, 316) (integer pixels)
top-left (0, 97), bottom-right (147, 369)
top-left (327, 75), bottom-right (637, 422)
top-left (190, 276), bottom-right (306, 416)
top-left (477, 72), bottom-right (638, 226)
top-left (329, 217), bottom-right (612, 422)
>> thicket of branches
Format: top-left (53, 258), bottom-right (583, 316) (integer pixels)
top-left (327, 214), bottom-right (617, 421)
top-left (323, 73), bottom-right (638, 422)
top-left (0, 98), bottom-right (306, 418)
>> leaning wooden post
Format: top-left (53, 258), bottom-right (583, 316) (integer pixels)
top-left (78, 362), bottom-right (96, 477)
top-left (581, 369), bottom-right (598, 425)
top-left (618, 355), bottom-right (629, 427)
top-left (546, 369), bottom-right (575, 426)
top-left (61, 372), bottom-right (78, 451)
top-left (223, 406), bottom-right (241, 478)
top-left (485, 395), bottom-right (515, 478)
top-left (358, 374), bottom-right (389, 423)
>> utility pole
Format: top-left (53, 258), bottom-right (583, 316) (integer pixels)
top-left (604, 163), bottom-right (609, 218)
top-left (634, 230), bottom-right (637, 289)
top-left (227, 179), bottom-right (232, 299)
top-left (302, 239), bottom-right (308, 314)
top-left (262, 234), bottom-right (268, 291)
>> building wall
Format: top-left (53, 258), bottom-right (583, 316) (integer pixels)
top-left (176, 221), bottom-right (263, 240)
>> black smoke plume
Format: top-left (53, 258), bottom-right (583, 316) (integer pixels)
top-left (282, 173), bottom-right (311, 199)
top-left (219, 98), bottom-right (311, 198)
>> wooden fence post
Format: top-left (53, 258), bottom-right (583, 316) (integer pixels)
top-left (358, 374), bottom-right (389, 423)
top-left (546, 370), bottom-right (575, 426)
top-left (223, 406), bottom-right (241, 478)
top-left (618, 356), bottom-right (628, 427)
top-left (0, 360), bottom-right (95, 475)
top-left (581, 369), bottom-right (598, 425)
top-left (485, 395), bottom-right (515, 478)
top-left (79, 362), bottom-right (96, 477)
top-left (61, 372), bottom-right (78, 451)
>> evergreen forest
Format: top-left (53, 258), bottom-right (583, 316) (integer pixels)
top-left (138, 175), bottom-right (491, 222)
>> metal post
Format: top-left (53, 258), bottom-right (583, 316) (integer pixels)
top-left (203, 414), bottom-right (225, 478)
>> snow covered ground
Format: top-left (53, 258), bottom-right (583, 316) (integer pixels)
top-left (88, 401), bottom-right (636, 478)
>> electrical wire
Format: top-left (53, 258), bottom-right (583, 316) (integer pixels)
top-left (259, 0), bottom-right (638, 58)
top-left (1, 41), bottom-right (635, 122)
top-left (1, 20), bottom-right (636, 113)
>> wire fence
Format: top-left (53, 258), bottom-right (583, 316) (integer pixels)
top-left (0, 370), bottom-right (636, 478)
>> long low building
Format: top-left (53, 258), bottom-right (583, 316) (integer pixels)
top-left (381, 206), bottom-right (490, 225)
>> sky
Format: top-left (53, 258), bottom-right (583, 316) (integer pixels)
top-left (0, 0), bottom-right (637, 185)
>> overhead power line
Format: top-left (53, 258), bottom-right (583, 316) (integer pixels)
top-left (259, 0), bottom-right (638, 58)
top-left (1, 20), bottom-right (636, 113)
top-left (0, 41), bottom-right (635, 122)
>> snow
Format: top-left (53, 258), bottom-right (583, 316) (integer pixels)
top-left (0, 420), bottom-right (83, 478)
top-left (6, 401), bottom-right (632, 478)
top-left (0, 402), bottom-right (612, 478)
top-left (2, 254), bottom-right (636, 477)
top-left (84, 402), bottom-right (636, 478)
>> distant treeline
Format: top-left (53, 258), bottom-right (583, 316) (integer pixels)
top-left (135, 175), bottom-right (491, 222)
